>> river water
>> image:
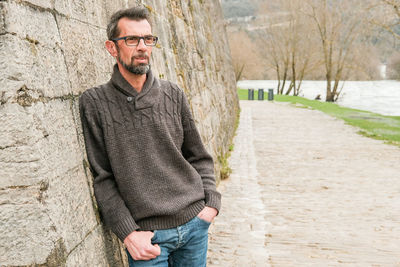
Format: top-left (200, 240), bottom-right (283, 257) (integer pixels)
top-left (237, 80), bottom-right (400, 116)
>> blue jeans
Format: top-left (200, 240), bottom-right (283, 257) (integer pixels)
top-left (126, 216), bottom-right (211, 267)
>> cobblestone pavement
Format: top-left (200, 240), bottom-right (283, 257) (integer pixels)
top-left (207, 101), bottom-right (400, 267)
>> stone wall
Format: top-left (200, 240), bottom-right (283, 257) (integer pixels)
top-left (0, 0), bottom-right (238, 266)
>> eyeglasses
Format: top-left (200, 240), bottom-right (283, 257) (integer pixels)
top-left (111, 35), bottom-right (158, 46)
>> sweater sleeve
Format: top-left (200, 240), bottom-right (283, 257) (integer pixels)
top-left (79, 91), bottom-right (139, 241)
top-left (180, 93), bottom-right (221, 213)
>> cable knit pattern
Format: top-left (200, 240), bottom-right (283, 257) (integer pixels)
top-left (79, 65), bottom-right (221, 241)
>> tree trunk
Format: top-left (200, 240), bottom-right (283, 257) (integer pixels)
top-left (295, 79), bottom-right (303, 96)
top-left (234, 63), bottom-right (245, 82)
top-left (325, 73), bottom-right (334, 102)
top-left (285, 81), bottom-right (294, 95)
top-left (295, 61), bottom-right (307, 96)
top-left (291, 56), bottom-right (297, 96)
top-left (276, 64), bottom-right (281, 95)
top-left (280, 64), bottom-right (289, 94)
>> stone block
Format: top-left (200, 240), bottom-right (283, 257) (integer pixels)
top-left (54, 0), bottom-right (84, 20)
top-left (29, 100), bottom-right (86, 180)
top-left (171, 15), bottom-right (188, 52)
top-left (0, 201), bottom-right (59, 265)
top-left (0, 103), bottom-right (51, 188)
top-left (0, 103), bottom-right (40, 152)
top-left (153, 16), bottom-right (172, 51)
top-left (179, 0), bottom-right (191, 25)
top-left (88, 25), bottom-right (115, 86)
top-left (71, 98), bottom-right (96, 196)
top-left (164, 48), bottom-right (178, 80)
top-left (0, 34), bottom-right (70, 98)
top-left (152, 46), bottom-right (175, 81)
top-left (2, 2), bottom-right (60, 48)
top-left (126, 0), bottom-right (142, 8)
top-left (56, 16), bottom-right (114, 94)
top-left (0, 164), bottom-right (98, 265)
top-left (104, 0), bottom-right (128, 20)
top-left (0, 99), bottom-right (99, 264)
top-left (45, 165), bottom-right (98, 252)
top-left (0, 78), bottom-right (25, 106)
top-left (54, 0), bottom-right (108, 27)
top-left (146, 0), bottom-right (167, 20)
top-left (23, 0), bottom-right (54, 9)
top-left (0, 2), bottom-right (5, 35)
top-left (65, 226), bottom-right (109, 267)
top-left (150, 47), bottom-right (163, 79)
top-left (84, 0), bottom-right (108, 27)
top-left (22, 100), bottom-right (98, 251)
top-left (0, 100), bottom-right (83, 187)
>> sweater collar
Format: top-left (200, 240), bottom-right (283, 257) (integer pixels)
top-left (111, 64), bottom-right (161, 110)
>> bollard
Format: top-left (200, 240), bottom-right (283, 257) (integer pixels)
top-left (268, 88), bottom-right (274, 101)
top-left (248, 89), bottom-right (254, 100)
top-left (258, 89), bottom-right (264, 100)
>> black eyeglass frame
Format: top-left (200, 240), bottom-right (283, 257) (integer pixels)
top-left (111, 35), bottom-right (158, 46)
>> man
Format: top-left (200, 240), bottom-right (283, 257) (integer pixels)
top-left (79, 6), bottom-right (221, 267)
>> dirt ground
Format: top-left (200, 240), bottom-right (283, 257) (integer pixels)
top-left (208, 101), bottom-right (400, 266)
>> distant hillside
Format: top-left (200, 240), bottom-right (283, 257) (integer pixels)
top-left (221, 0), bottom-right (256, 18)
top-left (223, 0), bottom-right (399, 81)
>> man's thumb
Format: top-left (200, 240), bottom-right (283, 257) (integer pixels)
top-left (152, 244), bottom-right (161, 256)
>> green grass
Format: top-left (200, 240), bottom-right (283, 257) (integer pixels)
top-left (218, 106), bottom-right (241, 181)
top-left (237, 89), bottom-right (400, 146)
top-left (238, 88), bottom-right (269, 100)
top-left (237, 88), bottom-right (249, 100)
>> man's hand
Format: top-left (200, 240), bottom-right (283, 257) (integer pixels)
top-left (197, 206), bottom-right (218, 223)
top-left (124, 231), bottom-right (161, 261)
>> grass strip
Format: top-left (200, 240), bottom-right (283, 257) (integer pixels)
top-left (237, 88), bottom-right (400, 146)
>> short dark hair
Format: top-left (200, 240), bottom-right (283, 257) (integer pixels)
top-left (107, 6), bottom-right (152, 40)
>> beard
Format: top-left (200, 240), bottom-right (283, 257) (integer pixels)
top-left (117, 52), bottom-right (150, 75)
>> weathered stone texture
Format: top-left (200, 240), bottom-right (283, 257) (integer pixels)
top-left (3, 2), bottom-right (60, 47)
top-left (1, 0), bottom-right (238, 266)
top-left (56, 16), bottom-right (114, 94)
top-left (54, 0), bottom-right (107, 26)
top-left (23, 0), bottom-right (54, 9)
top-left (65, 226), bottom-right (109, 267)
top-left (0, 101), bottom-right (97, 265)
top-left (1, 34), bottom-right (70, 99)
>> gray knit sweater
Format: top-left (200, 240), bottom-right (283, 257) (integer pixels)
top-left (79, 65), bottom-right (221, 241)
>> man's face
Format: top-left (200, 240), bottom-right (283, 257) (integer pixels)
top-left (114, 18), bottom-right (153, 75)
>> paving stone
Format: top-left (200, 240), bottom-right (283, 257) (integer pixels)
top-left (208, 101), bottom-right (400, 266)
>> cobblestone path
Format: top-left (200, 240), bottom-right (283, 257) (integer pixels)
top-left (207, 101), bottom-right (400, 266)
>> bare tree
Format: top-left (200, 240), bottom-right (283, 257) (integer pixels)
top-left (284, 0), bottom-right (318, 96)
top-left (368, 0), bottom-right (400, 79)
top-left (228, 30), bottom-right (269, 80)
top-left (228, 0), bottom-right (380, 96)
top-left (305, 0), bottom-right (367, 101)
top-left (386, 50), bottom-right (400, 79)
top-left (233, 63), bottom-right (246, 81)
top-left (370, 0), bottom-right (400, 40)
top-left (258, 0), bottom-right (319, 96)
top-left (257, 12), bottom-right (291, 94)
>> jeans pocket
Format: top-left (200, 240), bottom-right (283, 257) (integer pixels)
top-left (196, 216), bottom-right (212, 226)
top-left (151, 230), bottom-right (158, 242)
